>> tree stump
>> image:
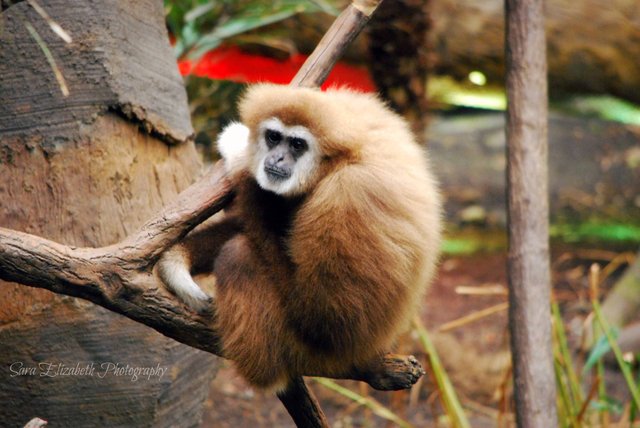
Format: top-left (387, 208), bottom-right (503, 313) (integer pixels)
top-left (0, 1), bottom-right (218, 426)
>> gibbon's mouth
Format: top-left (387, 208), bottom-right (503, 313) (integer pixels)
top-left (264, 166), bottom-right (291, 180)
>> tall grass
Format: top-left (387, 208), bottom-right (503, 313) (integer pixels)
top-left (553, 263), bottom-right (640, 427)
top-left (315, 262), bottom-right (639, 426)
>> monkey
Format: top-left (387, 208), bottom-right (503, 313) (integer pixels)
top-left (158, 84), bottom-right (442, 391)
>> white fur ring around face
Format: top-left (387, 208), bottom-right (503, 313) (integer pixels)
top-left (217, 122), bottom-right (250, 175)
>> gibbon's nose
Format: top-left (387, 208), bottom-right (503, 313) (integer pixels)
top-left (265, 151), bottom-right (289, 168)
top-left (264, 151), bottom-right (292, 179)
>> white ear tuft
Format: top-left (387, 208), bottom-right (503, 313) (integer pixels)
top-left (217, 122), bottom-right (250, 176)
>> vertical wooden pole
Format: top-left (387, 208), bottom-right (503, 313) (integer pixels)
top-left (505, 0), bottom-right (558, 427)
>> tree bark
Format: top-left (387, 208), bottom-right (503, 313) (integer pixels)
top-left (0, 1), bottom-right (217, 426)
top-left (505, 0), bottom-right (558, 426)
top-left (431, 0), bottom-right (640, 104)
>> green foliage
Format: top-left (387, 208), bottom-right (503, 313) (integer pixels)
top-left (413, 317), bottom-right (471, 428)
top-left (443, 222), bottom-right (640, 257)
top-left (185, 77), bottom-right (245, 160)
top-left (556, 95), bottom-right (640, 126)
top-left (313, 378), bottom-right (414, 428)
top-left (590, 396), bottom-right (624, 414)
top-left (165, 0), bottom-right (338, 60)
top-left (551, 222), bottom-right (640, 244)
top-left (591, 297), bottom-right (640, 411)
top-left (440, 238), bottom-right (483, 255)
top-left (164, 0), bottom-right (339, 155)
top-left (553, 297), bottom-right (640, 426)
top-left (441, 228), bottom-right (507, 255)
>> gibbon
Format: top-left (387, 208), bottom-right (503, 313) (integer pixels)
top-left (158, 84), bottom-right (442, 390)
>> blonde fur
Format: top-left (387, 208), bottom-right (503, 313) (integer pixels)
top-left (159, 84), bottom-right (442, 390)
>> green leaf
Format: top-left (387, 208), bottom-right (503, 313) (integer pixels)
top-left (441, 238), bottom-right (480, 255)
top-left (590, 397), bottom-right (624, 414)
top-left (188, 1), bottom-right (323, 60)
top-left (583, 329), bottom-right (618, 373)
top-left (557, 95), bottom-right (640, 126)
top-left (184, 3), bottom-right (215, 22)
top-left (413, 317), bottom-right (471, 428)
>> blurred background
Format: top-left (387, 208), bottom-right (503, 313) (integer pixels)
top-left (165, 1), bottom-right (640, 426)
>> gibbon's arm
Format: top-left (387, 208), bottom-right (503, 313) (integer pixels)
top-left (158, 213), bottom-right (241, 311)
top-left (287, 164), bottom-right (414, 353)
top-left (159, 122), bottom-right (250, 311)
top-left (157, 247), bottom-right (209, 310)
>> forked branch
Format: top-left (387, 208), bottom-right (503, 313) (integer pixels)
top-left (0, 160), bottom-right (424, 386)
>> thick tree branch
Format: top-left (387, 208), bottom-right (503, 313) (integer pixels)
top-left (0, 0), bottom-right (425, 426)
top-left (0, 163), bottom-right (232, 355)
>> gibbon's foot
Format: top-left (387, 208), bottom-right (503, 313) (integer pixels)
top-left (195, 296), bottom-right (215, 316)
top-left (355, 354), bottom-right (425, 391)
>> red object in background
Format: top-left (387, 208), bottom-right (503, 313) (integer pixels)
top-left (179, 46), bottom-right (376, 92)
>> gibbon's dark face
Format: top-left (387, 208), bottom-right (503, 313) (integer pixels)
top-left (254, 117), bottom-right (320, 197)
top-left (263, 127), bottom-right (308, 180)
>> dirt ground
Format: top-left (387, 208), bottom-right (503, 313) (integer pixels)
top-left (200, 236), bottom-right (635, 427)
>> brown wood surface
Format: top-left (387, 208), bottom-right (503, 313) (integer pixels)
top-left (0, 1), bottom-right (216, 426)
top-left (505, 0), bottom-right (558, 426)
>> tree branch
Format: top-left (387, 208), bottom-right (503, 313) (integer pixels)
top-left (0, 163), bottom-right (232, 355)
top-left (0, 162), bottom-right (423, 378)
top-left (0, 0), bottom-right (426, 426)
top-left (290, 0), bottom-right (382, 88)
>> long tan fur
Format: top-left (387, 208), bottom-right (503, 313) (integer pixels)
top-left (205, 84), bottom-right (442, 390)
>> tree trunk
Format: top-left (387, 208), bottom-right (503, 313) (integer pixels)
top-left (0, 1), bottom-right (218, 426)
top-left (431, 0), bottom-right (640, 104)
top-left (505, 0), bottom-right (557, 426)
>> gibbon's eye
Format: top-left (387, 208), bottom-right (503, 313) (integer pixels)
top-left (265, 129), bottom-right (282, 147)
top-left (289, 137), bottom-right (308, 153)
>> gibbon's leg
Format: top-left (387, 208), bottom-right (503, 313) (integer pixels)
top-left (158, 212), bottom-right (241, 311)
top-left (350, 354), bottom-right (425, 391)
top-left (213, 234), bottom-right (291, 390)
